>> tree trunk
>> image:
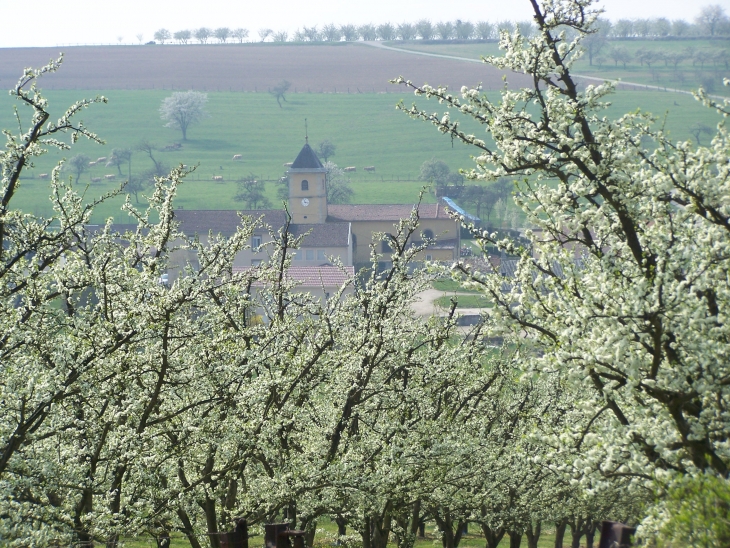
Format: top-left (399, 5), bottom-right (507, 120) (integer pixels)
top-left (156, 530), bottom-right (171, 548)
top-left (481, 523), bottom-right (506, 548)
top-left (410, 500), bottom-right (421, 539)
top-left (432, 507), bottom-right (465, 548)
top-left (554, 519), bottom-right (567, 548)
top-left (393, 500), bottom-right (421, 548)
top-left (585, 521), bottom-right (597, 548)
top-left (508, 531), bottom-right (522, 548)
top-left (371, 503), bottom-right (393, 548)
top-left (204, 495), bottom-right (221, 548)
top-left (301, 517), bottom-right (317, 548)
top-left (362, 515), bottom-right (372, 548)
top-left (336, 516), bottom-right (347, 538)
top-left (525, 522), bottom-right (541, 548)
top-left (568, 516), bottom-right (584, 548)
top-left (284, 502), bottom-right (297, 530)
top-left (178, 508), bottom-right (204, 548)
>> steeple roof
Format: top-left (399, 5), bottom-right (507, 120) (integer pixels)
top-left (291, 143), bottom-right (323, 169)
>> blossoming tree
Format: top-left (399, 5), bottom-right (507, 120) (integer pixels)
top-left (394, 0), bottom-right (730, 532)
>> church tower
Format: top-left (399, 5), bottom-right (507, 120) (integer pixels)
top-left (288, 142), bottom-right (328, 224)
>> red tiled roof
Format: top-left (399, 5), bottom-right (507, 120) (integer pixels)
top-left (234, 265), bottom-right (355, 288)
top-left (327, 202), bottom-right (452, 222)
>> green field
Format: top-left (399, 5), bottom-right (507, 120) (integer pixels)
top-left (1, 72), bottom-right (725, 222)
top-left (396, 39), bottom-right (730, 95)
top-left (432, 279), bottom-right (481, 293)
top-left (436, 294), bottom-right (492, 309)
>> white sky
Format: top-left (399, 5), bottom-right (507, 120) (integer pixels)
top-left (1, 0), bottom-right (728, 48)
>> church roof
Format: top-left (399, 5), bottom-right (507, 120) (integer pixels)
top-left (327, 202), bottom-right (453, 222)
top-left (174, 209), bottom-right (287, 236)
top-left (290, 143), bottom-right (323, 169)
top-left (290, 223), bottom-right (350, 247)
top-left (173, 210), bottom-right (350, 248)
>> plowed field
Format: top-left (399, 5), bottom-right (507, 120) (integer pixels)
top-left (0, 42), bottom-right (532, 92)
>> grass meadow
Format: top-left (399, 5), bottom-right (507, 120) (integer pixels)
top-left (118, 518), bottom-right (560, 548)
top-left (0, 43), bottom-right (726, 223)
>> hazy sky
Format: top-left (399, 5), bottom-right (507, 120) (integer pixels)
top-left (1, 0), bottom-right (728, 48)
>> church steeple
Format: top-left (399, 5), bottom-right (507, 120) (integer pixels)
top-left (291, 142), bottom-right (323, 169)
top-left (288, 142), bottom-right (328, 224)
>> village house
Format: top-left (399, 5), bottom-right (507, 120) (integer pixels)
top-left (170, 141), bottom-right (460, 293)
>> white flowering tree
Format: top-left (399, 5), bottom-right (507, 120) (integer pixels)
top-left (394, 0), bottom-right (730, 525)
top-left (159, 90), bottom-right (208, 141)
top-left (0, 58), bottom-right (504, 547)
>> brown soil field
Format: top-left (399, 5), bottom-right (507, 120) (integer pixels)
top-left (0, 42), bottom-right (533, 92)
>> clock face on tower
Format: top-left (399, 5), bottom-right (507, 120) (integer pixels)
top-left (301, 198), bottom-right (310, 207)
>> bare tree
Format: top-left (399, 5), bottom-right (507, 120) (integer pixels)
top-left (316, 140), bottom-right (336, 162)
top-left (66, 154), bottom-right (90, 184)
top-left (272, 31), bottom-right (288, 43)
top-left (690, 122), bottom-right (713, 145)
top-left (516, 20), bottom-right (536, 37)
top-left (106, 148), bottom-right (132, 177)
top-left (672, 19), bottom-right (692, 36)
top-left (323, 162), bottom-right (354, 204)
top-left (194, 27), bottom-right (211, 44)
top-left (214, 27), bottom-right (230, 43)
top-left (397, 23), bottom-right (417, 40)
top-left (340, 24), bottom-right (359, 41)
top-left (359, 24), bottom-right (377, 41)
top-left (234, 175), bottom-right (271, 209)
top-left (652, 18), bottom-right (672, 36)
top-left (609, 46), bottom-right (632, 68)
top-left (153, 29), bottom-right (171, 44)
top-left (269, 81), bottom-right (291, 108)
top-left (460, 186), bottom-right (497, 221)
top-left (322, 24), bottom-right (341, 42)
top-left (136, 33), bottom-right (144, 44)
top-left (582, 18), bottom-right (610, 66)
top-left (125, 174), bottom-right (147, 204)
top-left (696, 5), bottom-right (728, 36)
top-left (258, 28), bottom-right (273, 42)
top-left (454, 20), bottom-right (475, 40)
top-left (232, 28), bottom-right (249, 43)
top-left (612, 19), bottom-right (633, 37)
top-left (377, 23), bottom-right (396, 41)
top-left (475, 21), bottom-right (494, 40)
top-left (417, 19), bottom-right (435, 40)
top-left (436, 21), bottom-right (454, 40)
top-left (497, 20), bottom-right (514, 34)
top-left (302, 26), bottom-right (320, 41)
top-left (174, 30), bottom-right (191, 44)
top-left (136, 141), bottom-right (167, 177)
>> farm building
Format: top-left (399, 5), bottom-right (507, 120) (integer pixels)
top-left (171, 141), bottom-right (460, 289)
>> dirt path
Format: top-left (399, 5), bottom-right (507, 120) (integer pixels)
top-left (412, 288), bottom-right (486, 317)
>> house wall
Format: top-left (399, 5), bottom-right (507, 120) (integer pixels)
top-left (167, 233), bottom-right (352, 282)
top-left (350, 218), bottom-right (460, 264)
